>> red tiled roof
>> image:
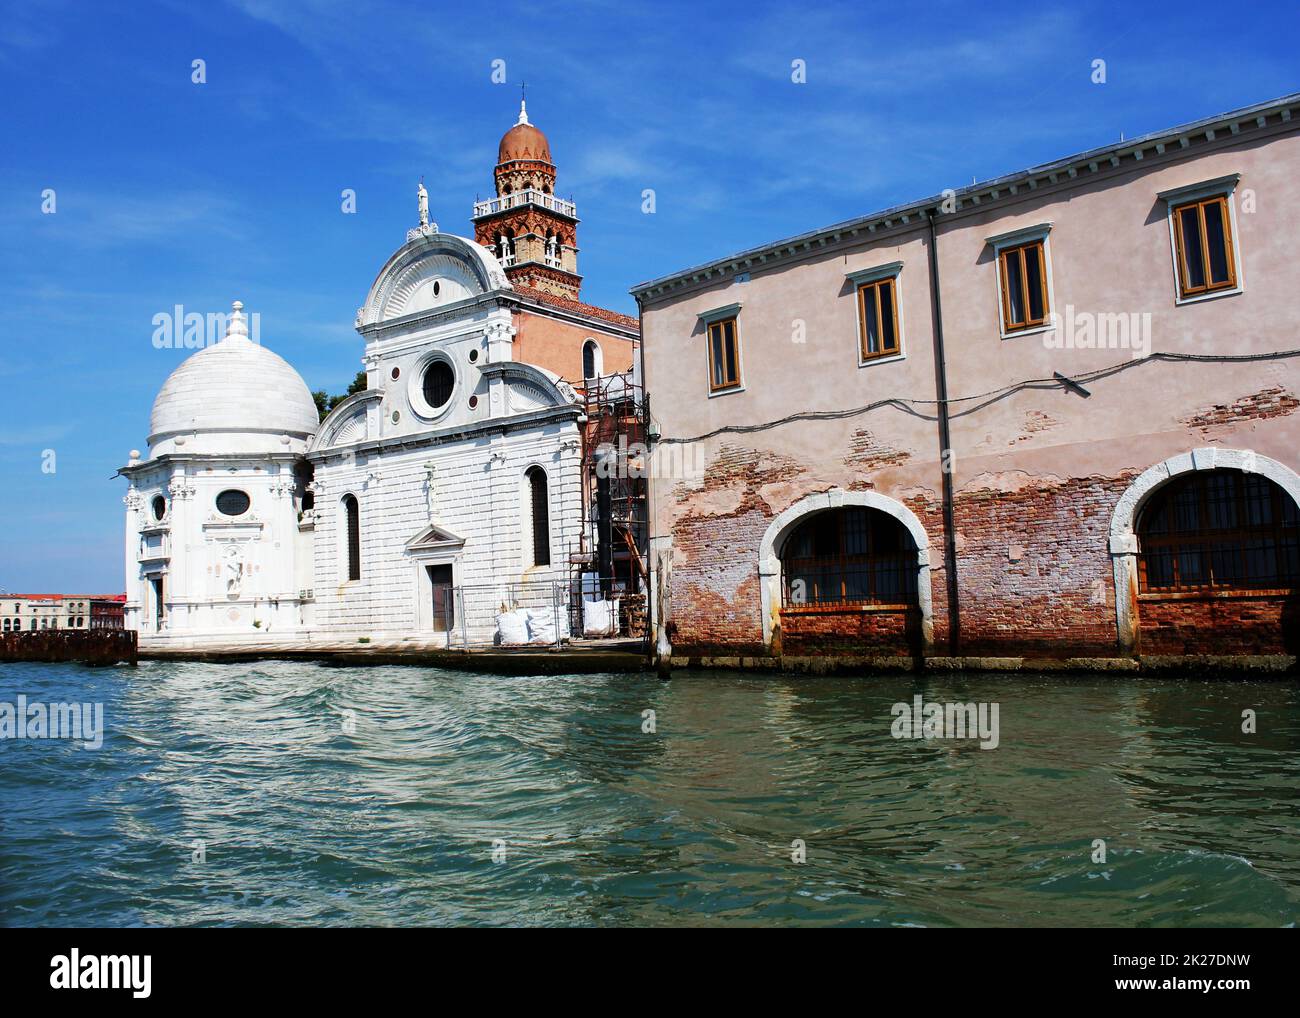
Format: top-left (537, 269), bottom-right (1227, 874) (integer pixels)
top-left (7, 593), bottom-right (127, 602)
top-left (513, 285), bottom-right (639, 331)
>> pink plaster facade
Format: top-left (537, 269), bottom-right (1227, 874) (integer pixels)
top-left (634, 94), bottom-right (1300, 665)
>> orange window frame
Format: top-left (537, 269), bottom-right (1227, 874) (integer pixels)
top-left (857, 277), bottom-right (900, 361)
top-left (1171, 194), bottom-right (1237, 299)
top-left (997, 240), bottom-right (1049, 333)
top-left (706, 317), bottom-right (741, 392)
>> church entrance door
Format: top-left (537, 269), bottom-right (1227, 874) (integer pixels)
top-left (428, 564), bottom-right (454, 633)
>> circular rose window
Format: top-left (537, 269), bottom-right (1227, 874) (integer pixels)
top-left (422, 360), bottom-right (455, 410)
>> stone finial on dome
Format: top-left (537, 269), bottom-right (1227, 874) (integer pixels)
top-left (226, 300), bottom-right (249, 340)
top-left (517, 96), bottom-right (530, 127)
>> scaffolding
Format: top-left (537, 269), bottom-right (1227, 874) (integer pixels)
top-left (569, 369), bottom-right (649, 642)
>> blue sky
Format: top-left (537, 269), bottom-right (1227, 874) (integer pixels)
top-left (0, 0), bottom-right (1295, 592)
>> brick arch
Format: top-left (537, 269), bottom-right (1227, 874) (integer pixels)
top-left (757, 489), bottom-right (933, 651)
top-left (1107, 447), bottom-right (1300, 653)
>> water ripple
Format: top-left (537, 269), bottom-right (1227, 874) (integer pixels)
top-left (0, 662), bottom-right (1297, 926)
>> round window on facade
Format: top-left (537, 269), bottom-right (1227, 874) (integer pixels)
top-left (390, 366), bottom-right (400, 380)
top-left (151, 495), bottom-right (167, 521)
top-left (215, 489), bottom-right (251, 516)
top-left (468, 348), bottom-right (480, 363)
top-left (422, 360), bottom-right (455, 410)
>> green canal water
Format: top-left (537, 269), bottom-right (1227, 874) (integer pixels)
top-left (1, 660), bottom-right (1297, 927)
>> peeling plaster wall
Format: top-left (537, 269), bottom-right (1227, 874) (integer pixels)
top-left (642, 125), bottom-right (1300, 660)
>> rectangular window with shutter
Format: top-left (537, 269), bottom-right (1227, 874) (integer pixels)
top-left (857, 277), bottom-right (900, 361)
top-left (1172, 194), bottom-right (1237, 299)
top-left (706, 317), bottom-right (741, 392)
top-left (997, 239), bottom-right (1050, 333)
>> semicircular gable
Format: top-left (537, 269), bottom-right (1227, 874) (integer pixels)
top-left (328, 410), bottom-right (367, 446)
top-left (481, 362), bottom-right (581, 413)
top-left (360, 234), bottom-right (511, 327)
top-left (309, 391), bottom-right (380, 452)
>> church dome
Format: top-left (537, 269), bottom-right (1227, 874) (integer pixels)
top-left (497, 100), bottom-right (552, 164)
top-left (148, 301), bottom-right (319, 452)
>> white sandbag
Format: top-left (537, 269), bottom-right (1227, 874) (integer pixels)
top-left (582, 598), bottom-right (620, 637)
top-left (583, 598), bottom-right (610, 636)
top-left (526, 608), bottom-right (557, 645)
top-left (495, 610), bottom-right (529, 645)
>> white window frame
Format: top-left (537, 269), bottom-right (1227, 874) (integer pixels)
top-left (408, 351), bottom-right (459, 422)
top-left (338, 491), bottom-right (362, 586)
top-left (1159, 173), bottom-right (1244, 307)
top-left (987, 223), bottom-right (1055, 341)
top-left (846, 261), bottom-right (906, 368)
top-left (521, 463), bottom-right (554, 571)
top-left (582, 338), bottom-right (603, 380)
top-left (697, 302), bottom-right (745, 398)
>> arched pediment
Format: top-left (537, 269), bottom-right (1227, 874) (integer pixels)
top-left (358, 233), bottom-right (511, 328)
top-left (310, 391), bottom-right (381, 452)
top-left (479, 362), bottom-right (581, 412)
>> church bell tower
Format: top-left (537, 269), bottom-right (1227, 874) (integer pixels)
top-left (472, 98), bottom-right (582, 300)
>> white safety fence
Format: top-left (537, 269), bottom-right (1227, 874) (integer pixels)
top-left (446, 580), bottom-right (625, 649)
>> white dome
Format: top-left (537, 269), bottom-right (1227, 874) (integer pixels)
top-left (148, 302), bottom-right (319, 452)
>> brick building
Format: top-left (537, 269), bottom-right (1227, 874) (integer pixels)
top-left (633, 93), bottom-right (1300, 667)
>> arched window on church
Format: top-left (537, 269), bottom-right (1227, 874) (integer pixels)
top-left (342, 494), bottom-right (361, 582)
top-left (582, 339), bottom-right (601, 380)
top-left (527, 467), bottom-right (550, 567)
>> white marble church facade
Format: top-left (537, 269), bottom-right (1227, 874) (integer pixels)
top-left (304, 231), bottom-right (584, 642)
top-left (120, 105), bottom-right (640, 649)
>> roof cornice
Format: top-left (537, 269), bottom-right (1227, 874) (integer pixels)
top-left (630, 92), bottom-right (1300, 303)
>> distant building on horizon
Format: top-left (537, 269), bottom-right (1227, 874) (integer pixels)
top-left (2, 593), bottom-right (126, 632)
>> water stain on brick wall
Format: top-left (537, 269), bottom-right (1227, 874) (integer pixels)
top-left (952, 471), bottom-right (1131, 656)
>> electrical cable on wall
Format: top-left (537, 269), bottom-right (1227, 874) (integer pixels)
top-left (653, 348), bottom-right (1300, 445)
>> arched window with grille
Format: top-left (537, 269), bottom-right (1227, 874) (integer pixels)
top-left (582, 339), bottom-right (601, 380)
top-left (526, 467), bottom-right (550, 567)
top-left (781, 507), bottom-right (918, 606)
top-left (1138, 469), bottom-right (1299, 591)
top-left (342, 494), bottom-right (361, 581)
